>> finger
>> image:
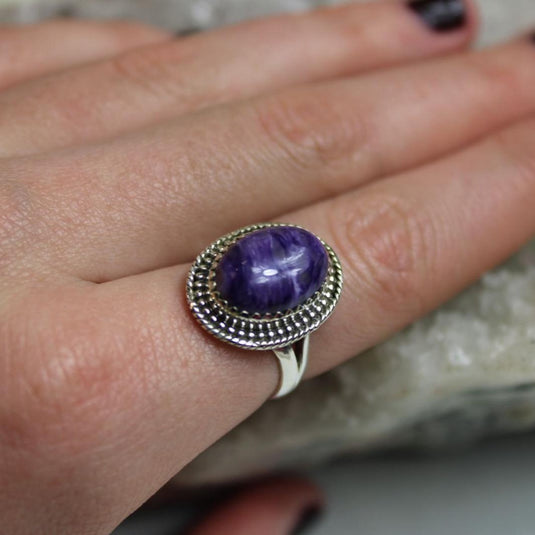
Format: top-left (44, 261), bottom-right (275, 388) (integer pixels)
top-left (287, 116), bottom-right (535, 372)
top-left (99, 114), bottom-right (535, 457)
top-left (187, 478), bottom-right (323, 535)
top-left (8, 116), bottom-right (535, 530)
top-left (13, 37), bottom-right (535, 281)
top-left (0, 0), bottom-right (476, 156)
top-left (0, 19), bottom-right (170, 90)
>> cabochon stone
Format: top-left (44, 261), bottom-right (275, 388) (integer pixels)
top-left (215, 226), bottom-right (328, 314)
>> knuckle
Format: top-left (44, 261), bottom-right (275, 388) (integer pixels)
top-left (253, 87), bottom-right (368, 172)
top-left (108, 42), bottom-right (190, 99)
top-left (330, 191), bottom-right (437, 315)
top-left (0, 286), bottom-right (180, 465)
top-left (0, 291), bottom-right (127, 458)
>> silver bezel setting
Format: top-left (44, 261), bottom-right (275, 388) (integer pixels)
top-left (186, 223), bottom-right (343, 351)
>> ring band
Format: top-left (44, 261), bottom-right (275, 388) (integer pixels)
top-left (186, 223), bottom-right (343, 398)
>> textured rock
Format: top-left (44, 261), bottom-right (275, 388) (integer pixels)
top-left (216, 227), bottom-right (328, 314)
top-left (180, 241), bottom-right (535, 484)
top-left (2, 0), bottom-right (535, 485)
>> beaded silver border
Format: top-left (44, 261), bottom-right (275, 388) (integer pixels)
top-left (186, 223), bottom-right (343, 350)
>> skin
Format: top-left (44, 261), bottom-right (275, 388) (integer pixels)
top-left (1, 1), bottom-right (535, 533)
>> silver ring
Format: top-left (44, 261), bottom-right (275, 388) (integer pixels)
top-left (186, 223), bottom-right (343, 398)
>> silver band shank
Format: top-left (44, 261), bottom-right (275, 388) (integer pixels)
top-left (272, 335), bottom-right (309, 399)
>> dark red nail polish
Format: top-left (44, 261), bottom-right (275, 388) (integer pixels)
top-left (408, 0), bottom-right (467, 32)
top-left (57, 6), bottom-right (75, 17)
top-left (292, 505), bottom-right (323, 535)
top-left (175, 27), bottom-right (201, 37)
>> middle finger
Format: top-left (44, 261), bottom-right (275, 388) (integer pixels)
top-left (6, 37), bottom-right (535, 281)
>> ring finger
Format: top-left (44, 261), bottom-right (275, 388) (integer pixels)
top-left (7, 36), bottom-right (535, 282)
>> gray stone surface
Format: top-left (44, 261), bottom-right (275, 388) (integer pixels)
top-left (1, 0), bottom-right (535, 485)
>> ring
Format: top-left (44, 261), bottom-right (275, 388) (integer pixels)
top-left (186, 223), bottom-right (343, 399)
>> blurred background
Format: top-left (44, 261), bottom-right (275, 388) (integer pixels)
top-left (114, 433), bottom-right (535, 534)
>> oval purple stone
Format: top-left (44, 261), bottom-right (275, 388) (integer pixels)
top-left (215, 226), bottom-right (329, 315)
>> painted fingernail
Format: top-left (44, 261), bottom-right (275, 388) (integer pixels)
top-left (175, 27), bottom-right (201, 37)
top-left (57, 6), bottom-right (75, 17)
top-left (291, 505), bottom-right (323, 535)
top-left (408, 0), bottom-right (467, 32)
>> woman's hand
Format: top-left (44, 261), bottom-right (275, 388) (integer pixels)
top-left (2, 1), bottom-right (535, 533)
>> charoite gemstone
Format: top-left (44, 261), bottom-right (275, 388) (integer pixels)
top-left (215, 226), bottom-right (329, 315)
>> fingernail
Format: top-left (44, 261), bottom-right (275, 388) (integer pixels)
top-left (408, 0), bottom-right (467, 32)
top-left (291, 505), bottom-right (323, 535)
top-left (530, 32), bottom-right (535, 45)
top-left (57, 6), bottom-right (75, 17)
